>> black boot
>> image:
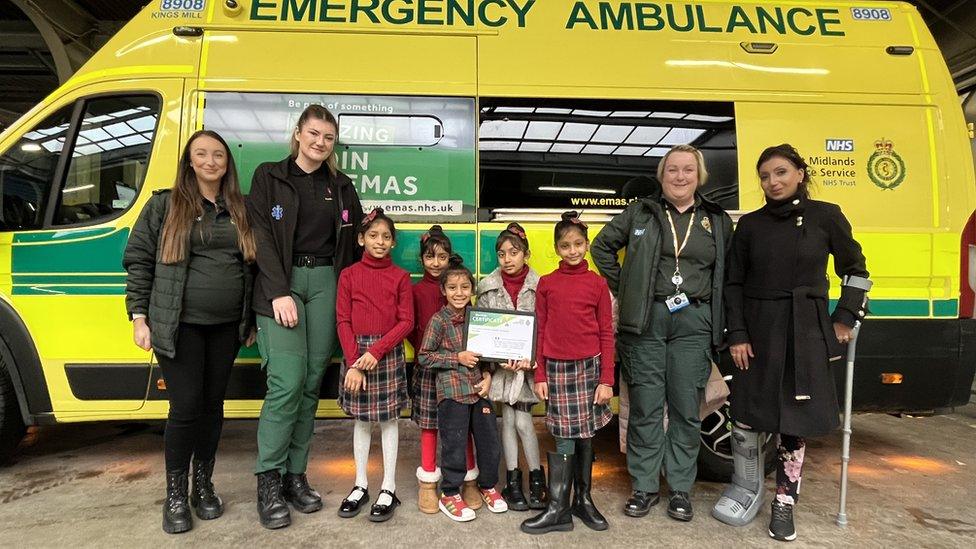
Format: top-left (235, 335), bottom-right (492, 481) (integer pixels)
top-left (282, 472), bottom-right (323, 513)
top-left (190, 458), bottom-right (223, 520)
top-left (256, 470), bottom-right (291, 529)
top-left (527, 466), bottom-right (548, 510)
top-left (502, 469), bottom-right (530, 511)
top-left (573, 439), bottom-right (608, 531)
top-left (520, 453), bottom-right (575, 535)
top-left (162, 469), bottom-right (192, 534)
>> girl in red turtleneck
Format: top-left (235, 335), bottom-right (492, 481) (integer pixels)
top-left (521, 211), bottom-right (615, 536)
top-left (336, 208), bottom-right (414, 523)
top-left (411, 226), bottom-right (480, 514)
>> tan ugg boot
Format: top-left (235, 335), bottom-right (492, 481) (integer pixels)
top-left (416, 467), bottom-right (441, 514)
top-left (462, 467), bottom-right (482, 510)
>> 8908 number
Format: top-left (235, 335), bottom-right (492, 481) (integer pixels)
top-left (160, 0), bottom-right (206, 11)
top-left (851, 7), bottom-right (892, 21)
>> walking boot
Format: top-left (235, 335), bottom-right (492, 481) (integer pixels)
top-left (573, 439), bottom-right (608, 531)
top-left (502, 468), bottom-right (530, 511)
top-left (520, 453), bottom-right (575, 535)
top-left (416, 467), bottom-right (441, 514)
top-left (190, 458), bottom-right (223, 520)
top-left (162, 469), bottom-right (192, 534)
top-left (282, 472), bottom-right (323, 513)
top-left (527, 466), bottom-right (548, 510)
top-left (256, 470), bottom-right (291, 529)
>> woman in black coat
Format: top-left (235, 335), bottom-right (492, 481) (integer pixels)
top-left (124, 130), bottom-right (257, 534)
top-left (713, 144), bottom-right (869, 542)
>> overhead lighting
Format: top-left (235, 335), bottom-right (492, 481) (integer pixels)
top-left (539, 186), bottom-right (615, 195)
top-left (63, 184), bottom-right (94, 194)
top-left (21, 143), bottom-right (42, 152)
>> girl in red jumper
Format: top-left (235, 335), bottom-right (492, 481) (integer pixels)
top-left (521, 211), bottom-right (615, 535)
top-left (410, 226), bottom-right (480, 513)
top-left (336, 208), bottom-right (414, 522)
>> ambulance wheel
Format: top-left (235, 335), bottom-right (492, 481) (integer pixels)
top-left (0, 352), bottom-right (26, 464)
top-left (697, 401), bottom-right (776, 482)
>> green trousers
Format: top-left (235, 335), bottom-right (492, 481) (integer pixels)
top-left (255, 265), bottom-right (337, 475)
top-left (621, 301), bottom-right (711, 493)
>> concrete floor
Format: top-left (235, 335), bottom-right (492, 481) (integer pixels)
top-left (1, 401), bottom-right (975, 548)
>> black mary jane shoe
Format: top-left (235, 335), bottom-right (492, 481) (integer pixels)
top-left (337, 486), bottom-right (370, 518)
top-left (368, 490), bottom-right (401, 523)
top-left (667, 491), bottom-right (694, 522)
top-left (623, 490), bottom-right (660, 518)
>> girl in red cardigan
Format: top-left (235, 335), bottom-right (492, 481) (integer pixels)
top-left (522, 211), bottom-right (615, 536)
top-left (410, 226), bottom-right (479, 513)
top-left (336, 208), bottom-right (414, 522)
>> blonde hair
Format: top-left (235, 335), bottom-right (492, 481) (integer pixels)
top-left (290, 104), bottom-right (339, 178)
top-left (656, 144), bottom-right (709, 186)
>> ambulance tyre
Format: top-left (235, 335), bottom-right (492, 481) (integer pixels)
top-left (0, 351), bottom-right (26, 464)
top-left (697, 402), bottom-right (776, 482)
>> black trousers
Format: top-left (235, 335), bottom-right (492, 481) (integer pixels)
top-left (437, 398), bottom-right (500, 496)
top-left (157, 322), bottom-right (240, 472)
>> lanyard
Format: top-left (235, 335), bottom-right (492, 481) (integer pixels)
top-left (665, 206), bottom-right (695, 289)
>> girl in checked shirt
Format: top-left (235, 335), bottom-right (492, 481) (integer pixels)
top-left (418, 255), bottom-right (505, 522)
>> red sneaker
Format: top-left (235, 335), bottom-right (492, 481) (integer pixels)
top-left (480, 487), bottom-right (508, 513)
top-left (438, 493), bottom-right (476, 522)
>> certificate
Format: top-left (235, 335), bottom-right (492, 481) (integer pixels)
top-left (463, 308), bottom-right (536, 363)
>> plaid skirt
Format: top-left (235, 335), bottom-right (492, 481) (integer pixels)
top-left (545, 355), bottom-right (612, 439)
top-left (411, 364), bottom-right (439, 430)
top-left (338, 335), bottom-right (407, 422)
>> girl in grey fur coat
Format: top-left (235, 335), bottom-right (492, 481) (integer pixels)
top-left (475, 223), bottom-right (547, 511)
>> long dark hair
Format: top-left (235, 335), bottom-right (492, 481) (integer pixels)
top-left (554, 210), bottom-right (588, 242)
top-left (495, 222), bottom-right (529, 254)
top-left (291, 104), bottom-right (339, 178)
top-left (159, 130), bottom-right (256, 264)
top-left (757, 143), bottom-right (813, 198)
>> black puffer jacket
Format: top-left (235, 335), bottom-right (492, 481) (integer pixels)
top-left (123, 190), bottom-right (254, 358)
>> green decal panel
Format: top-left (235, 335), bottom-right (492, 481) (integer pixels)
top-left (204, 93), bottom-right (477, 222)
top-left (12, 228), bottom-right (129, 273)
top-left (932, 299), bottom-right (959, 317)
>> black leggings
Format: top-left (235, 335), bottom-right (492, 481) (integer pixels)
top-left (157, 322), bottom-right (240, 472)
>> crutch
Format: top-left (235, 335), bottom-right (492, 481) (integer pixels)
top-left (836, 320), bottom-right (861, 527)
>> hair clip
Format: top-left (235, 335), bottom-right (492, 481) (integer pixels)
top-left (507, 226), bottom-right (526, 240)
top-left (421, 232), bottom-right (431, 243)
top-left (361, 208), bottom-right (380, 225)
top-left (571, 217), bottom-right (588, 229)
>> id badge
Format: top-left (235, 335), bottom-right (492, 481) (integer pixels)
top-left (665, 292), bottom-right (690, 313)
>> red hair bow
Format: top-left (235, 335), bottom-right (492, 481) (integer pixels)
top-left (361, 208), bottom-right (381, 225)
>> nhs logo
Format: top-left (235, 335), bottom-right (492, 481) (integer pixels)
top-left (826, 139), bottom-right (855, 152)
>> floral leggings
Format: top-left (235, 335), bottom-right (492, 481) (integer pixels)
top-left (775, 435), bottom-right (806, 506)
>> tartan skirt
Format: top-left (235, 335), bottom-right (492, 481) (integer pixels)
top-left (338, 335), bottom-right (407, 422)
top-left (411, 364), bottom-right (439, 430)
top-left (545, 355), bottom-right (612, 439)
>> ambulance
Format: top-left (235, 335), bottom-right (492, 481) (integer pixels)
top-left (0, 0), bottom-right (973, 478)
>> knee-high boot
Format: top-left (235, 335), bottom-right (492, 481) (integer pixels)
top-left (520, 453), bottom-right (575, 535)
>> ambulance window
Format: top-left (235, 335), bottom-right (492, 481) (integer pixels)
top-left (53, 95), bottom-right (160, 227)
top-left (0, 105), bottom-right (73, 231)
top-left (479, 98), bottom-right (738, 214)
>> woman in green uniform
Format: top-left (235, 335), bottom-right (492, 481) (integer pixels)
top-left (246, 105), bottom-right (364, 529)
top-left (591, 144), bottom-right (732, 522)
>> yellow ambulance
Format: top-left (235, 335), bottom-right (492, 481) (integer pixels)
top-left (1, 0), bottom-right (973, 475)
